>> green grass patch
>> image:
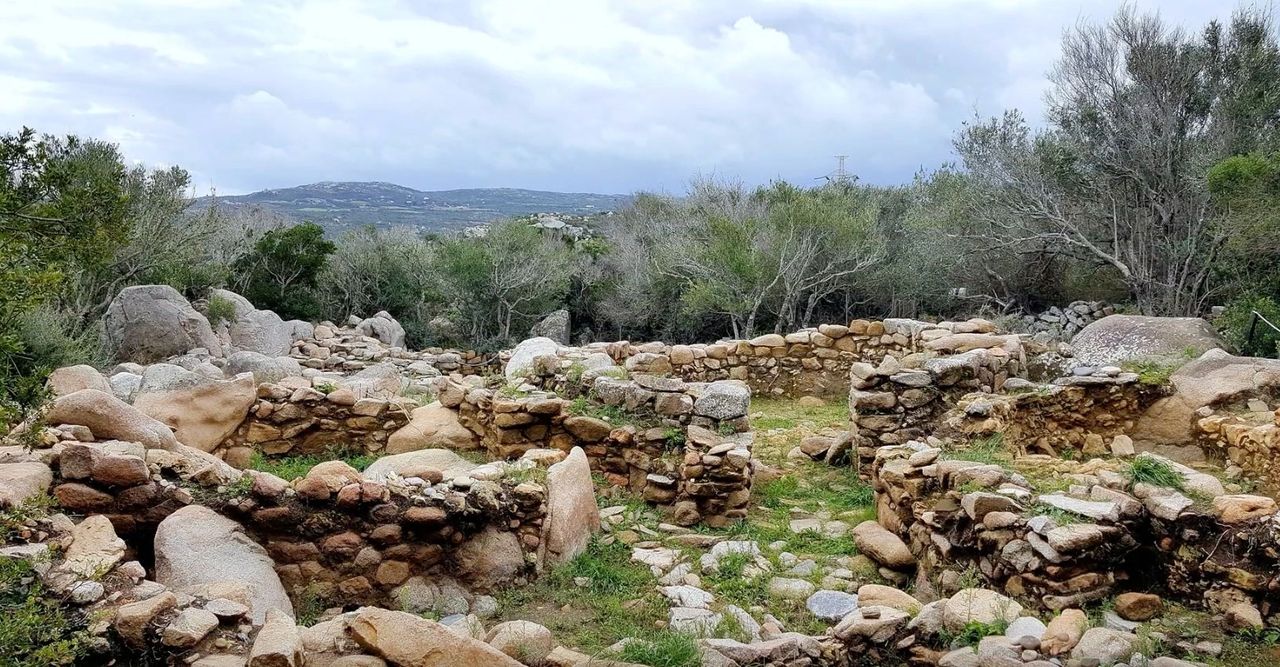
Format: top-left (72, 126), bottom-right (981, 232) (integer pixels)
top-left (750, 397), bottom-right (848, 432)
top-left (1125, 456), bottom-right (1185, 491)
top-left (940, 618), bottom-right (1011, 648)
top-left (944, 434), bottom-right (1010, 465)
top-left (1028, 503), bottom-right (1084, 526)
top-left (493, 537), bottom-right (671, 659)
top-left (0, 557), bottom-right (92, 666)
top-left (248, 447), bottom-right (378, 481)
top-left (1120, 357), bottom-right (1184, 386)
top-left (616, 632), bottom-right (701, 667)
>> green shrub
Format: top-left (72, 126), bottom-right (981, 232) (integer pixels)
top-left (1218, 293), bottom-right (1280, 358)
top-left (0, 558), bottom-right (92, 666)
top-left (206, 295), bottom-right (238, 325)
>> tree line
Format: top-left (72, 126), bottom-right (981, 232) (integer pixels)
top-left (6, 5), bottom-right (1280, 422)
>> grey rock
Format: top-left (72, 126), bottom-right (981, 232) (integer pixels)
top-left (806, 590), bottom-right (858, 622)
top-left (104, 285), bottom-right (222, 363)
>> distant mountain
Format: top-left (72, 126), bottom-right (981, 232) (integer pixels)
top-left (196, 181), bottom-right (632, 235)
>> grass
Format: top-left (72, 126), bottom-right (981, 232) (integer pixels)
top-left (1125, 456), bottom-right (1185, 491)
top-left (248, 447), bottom-right (378, 481)
top-left (0, 557), bottom-right (91, 666)
top-left (616, 632), bottom-right (700, 667)
top-left (750, 396), bottom-right (848, 432)
top-left (944, 434), bottom-right (1009, 465)
top-left (1027, 503), bottom-right (1084, 526)
top-left (940, 619), bottom-right (1011, 648)
top-left (494, 537), bottom-right (674, 660)
top-left (1121, 358), bottom-right (1181, 386)
top-left (314, 380), bottom-right (338, 395)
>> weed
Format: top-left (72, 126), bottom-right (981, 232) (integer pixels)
top-left (1, 494), bottom-right (56, 541)
top-left (941, 619), bottom-right (1011, 648)
top-left (1125, 456), bottom-right (1185, 491)
top-left (314, 381), bottom-right (338, 395)
top-left (1028, 503), bottom-right (1083, 526)
top-left (662, 426), bottom-right (686, 448)
top-left (293, 584), bottom-right (326, 626)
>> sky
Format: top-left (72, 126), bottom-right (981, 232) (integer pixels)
top-left (0, 0), bottom-right (1241, 196)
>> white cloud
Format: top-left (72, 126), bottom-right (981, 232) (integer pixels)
top-left (0, 0), bottom-right (1234, 194)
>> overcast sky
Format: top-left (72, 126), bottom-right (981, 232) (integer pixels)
top-left (0, 0), bottom-right (1241, 195)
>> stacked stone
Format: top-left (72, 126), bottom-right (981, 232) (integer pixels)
top-left (1198, 408), bottom-right (1280, 494)
top-left (220, 463), bottom-right (546, 610)
top-left (437, 374), bottom-right (754, 526)
top-left (289, 320), bottom-right (492, 378)
top-left (849, 348), bottom-right (1019, 473)
top-left (870, 443), bottom-right (1280, 626)
top-left (530, 317), bottom-right (1009, 399)
top-left (1020, 300), bottom-right (1115, 340)
top-left (950, 372), bottom-right (1161, 458)
top-left (215, 380), bottom-right (416, 467)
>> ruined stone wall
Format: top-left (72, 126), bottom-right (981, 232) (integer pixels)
top-left (1197, 411), bottom-right (1280, 494)
top-left (946, 373), bottom-right (1163, 458)
top-left (290, 321), bottom-right (491, 376)
top-left (218, 467), bottom-right (545, 609)
top-left (871, 443), bottom-right (1280, 622)
top-left (438, 376), bottom-right (753, 526)
top-left (540, 318), bottom-right (1011, 398)
top-left (40, 434), bottom-right (548, 612)
top-left (214, 381), bottom-right (417, 467)
top-left (848, 347), bottom-right (1022, 474)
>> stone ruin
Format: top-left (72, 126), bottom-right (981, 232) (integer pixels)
top-left (5, 286), bottom-right (1280, 666)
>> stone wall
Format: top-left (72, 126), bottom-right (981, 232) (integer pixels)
top-left (531, 317), bottom-right (1014, 399)
top-left (1197, 410), bottom-right (1280, 494)
top-left (438, 375), bottom-right (754, 526)
top-left (216, 463), bottom-right (546, 610)
top-left (37, 431), bottom-right (562, 613)
top-left (848, 347), bottom-right (1022, 474)
top-left (213, 380), bottom-right (417, 467)
top-left (946, 373), bottom-right (1164, 458)
top-left (870, 442), bottom-right (1280, 623)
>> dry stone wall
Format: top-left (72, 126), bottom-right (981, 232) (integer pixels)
top-left (438, 375), bottom-right (754, 526)
top-left (1198, 410), bottom-right (1280, 494)
top-left (213, 379), bottom-right (416, 467)
top-left (848, 347), bottom-right (1023, 474)
top-left (529, 317), bottom-right (1012, 399)
top-left (947, 373), bottom-right (1164, 458)
top-left (870, 443), bottom-right (1280, 624)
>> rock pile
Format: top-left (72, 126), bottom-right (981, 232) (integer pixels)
top-left (1017, 300), bottom-right (1114, 340)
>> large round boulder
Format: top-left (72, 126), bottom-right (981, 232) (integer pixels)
top-left (505, 337), bottom-right (560, 381)
top-left (342, 363), bottom-right (405, 400)
top-left (131, 364), bottom-right (256, 452)
top-left (154, 505), bottom-right (293, 625)
top-left (224, 351), bottom-right (304, 384)
top-left (1070, 314), bottom-right (1222, 366)
top-left (386, 403), bottom-right (479, 454)
top-left (103, 285), bottom-right (222, 363)
top-left (529, 309), bottom-right (571, 345)
top-left (693, 380), bottom-right (751, 420)
top-left (45, 389), bottom-right (180, 450)
top-left (356, 311), bottom-right (407, 348)
top-left (46, 365), bottom-right (111, 397)
top-left (1133, 349), bottom-right (1280, 448)
top-left (210, 289), bottom-right (293, 357)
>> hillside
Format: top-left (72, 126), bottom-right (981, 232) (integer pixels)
top-left (197, 181), bottom-right (632, 234)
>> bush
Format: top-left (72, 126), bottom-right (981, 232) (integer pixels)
top-left (0, 558), bottom-right (92, 666)
top-left (1218, 293), bottom-right (1280, 358)
top-left (206, 295), bottom-right (238, 325)
top-left (1125, 456), bottom-right (1185, 491)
